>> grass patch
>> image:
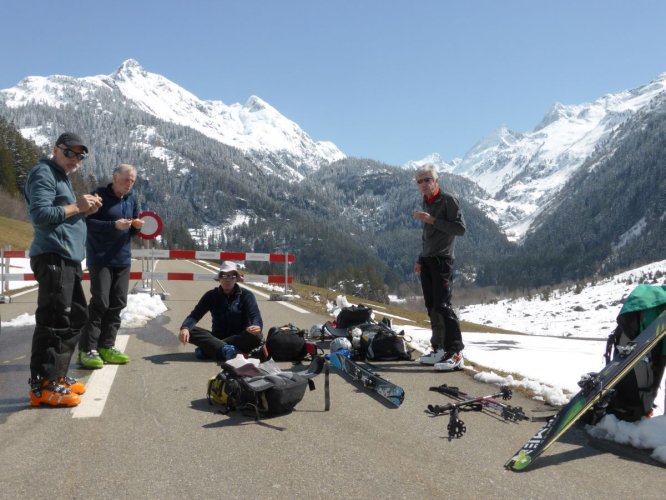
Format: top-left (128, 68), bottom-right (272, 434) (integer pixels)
top-left (269, 280), bottom-right (522, 335)
top-left (0, 215), bottom-right (33, 250)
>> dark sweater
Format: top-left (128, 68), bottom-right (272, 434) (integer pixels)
top-left (180, 285), bottom-right (263, 339)
top-left (85, 183), bottom-right (140, 267)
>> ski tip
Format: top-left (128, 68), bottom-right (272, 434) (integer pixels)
top-left (504, 451), bottom-right (532, 471)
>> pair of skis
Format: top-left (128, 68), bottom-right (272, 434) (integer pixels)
top-left (426, 385), bottom-right (528, 440)
top-left (328, 352), bottom-right (405, 407)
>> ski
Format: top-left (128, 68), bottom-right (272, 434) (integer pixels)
top-left (426, 386), bottom-right (526, 440)
top-left (429, 384), bottom-right (529, 423)
top-left (328, 352), bottom-right (404, 407)
top-left (505, 310), bottom-right (666, 471)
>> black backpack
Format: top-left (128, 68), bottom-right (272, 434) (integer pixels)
top-left (265, 324), bottom-right (317, 362)
top-left (357, 321), bottom-right (413, 361)
top-left (336, 304), bottom-right (373, 328)
top-left (207, 356), bottom-right (326, 419)
top-left (602, 305), bottom-right (666, 421)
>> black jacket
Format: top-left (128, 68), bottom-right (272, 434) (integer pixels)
top-left (180, 285), bottom-right (263, 339)
top-left (419, 190), bottom-right (466, 260)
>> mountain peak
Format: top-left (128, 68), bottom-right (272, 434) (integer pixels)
top-left (244, 95), bottom-right (270, 112)
top-left (113, 59), bottom-right (147, 80)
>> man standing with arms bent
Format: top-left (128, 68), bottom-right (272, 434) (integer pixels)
top-left (24, 132), bottom-right (102, 407)
top-left (414, 164), bottom-right (467, 371)
top-left (78, 164), bottom-right (144, 369)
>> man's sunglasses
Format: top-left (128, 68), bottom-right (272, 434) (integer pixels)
top-left (416, 177), bottom-right (434, 184)
top-left (58, 146), bottom-right (87, 161)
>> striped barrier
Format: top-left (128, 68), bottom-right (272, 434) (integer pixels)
top-left (0, 249), bottom-right (295, 263)
top-left (0, 272), bottom-right (292, 284)
top-left (0, 249), bottom-right (295, 301)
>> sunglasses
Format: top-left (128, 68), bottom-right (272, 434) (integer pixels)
top-left (219, 274), bottom-right (237, 280)
top-left (58, 146), bottom-right (87, 161)
top-left (416, 177), bottom-right (434, 184)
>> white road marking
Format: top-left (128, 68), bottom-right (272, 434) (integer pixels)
top-left (71, 334), bottom-right (130, 419)
top-left (274, 301), bottom-right (309, 314)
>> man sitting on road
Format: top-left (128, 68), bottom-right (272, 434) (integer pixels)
top-left (178, 261), bottom-right (263, 361)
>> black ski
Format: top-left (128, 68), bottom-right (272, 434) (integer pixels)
top-left (328, 352), bottom-right (404, 407)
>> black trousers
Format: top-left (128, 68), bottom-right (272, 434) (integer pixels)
top-left (188, 326), bottom-right (262, 360)
top-left (79, 265), bottom-right (131, 352)
top-left (30, 253), bottom-right (88, 380)
top-left (419, 256), bottom-right (464, 352)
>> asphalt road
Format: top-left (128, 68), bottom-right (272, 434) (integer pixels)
top-left (0, 258), bottom-right (664, 499)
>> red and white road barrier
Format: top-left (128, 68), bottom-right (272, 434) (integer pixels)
top-left (0, 249), bottom-right (295, 290)
top-left (0, 249), bottom-right (295, 262)
top-left (0, 272), bottom-right (292, 284)
top-left (132, 249), bottom-right (295, 262)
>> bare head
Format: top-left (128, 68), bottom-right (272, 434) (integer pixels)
top-left (415, 164), bottom-right (438, 195)
top-left (111, 164), bottom-right (137, 197)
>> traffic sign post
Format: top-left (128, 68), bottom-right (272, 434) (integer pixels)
top-left (138, 211), bottom-right (163, 240)
top-left (132, 211), bottom-right (169, 299)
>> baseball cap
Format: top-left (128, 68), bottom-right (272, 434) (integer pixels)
top-left (55, 132), bottom-right (88, 153)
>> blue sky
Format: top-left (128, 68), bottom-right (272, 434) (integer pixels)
top-left (4, 0), bottom-right (666, 166)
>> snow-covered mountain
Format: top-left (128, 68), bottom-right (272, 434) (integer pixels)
top-left (1, 61), bottom-right (662, 290)
top-left (411, 73), bottom-right (666, 241)
top-left (402, 153), bottom-right (460, 173)
top-left (1, 59), bottom-right (344, 176)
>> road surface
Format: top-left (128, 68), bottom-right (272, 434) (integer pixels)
top-left (0, 258), bottom-right (664, 499)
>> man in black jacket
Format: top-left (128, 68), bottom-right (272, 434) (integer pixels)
top-left (413, 164), bottom-right (466, 371)
top-left (178, 261), bottom-right (263, 361)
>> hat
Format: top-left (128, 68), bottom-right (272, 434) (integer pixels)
top-left (55, 132), bottom-right (88, 153)
top-left (217, 261), bottom-right (240, 278)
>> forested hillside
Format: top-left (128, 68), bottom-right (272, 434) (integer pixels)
top-left (1, 93), bottom-right (663, 300)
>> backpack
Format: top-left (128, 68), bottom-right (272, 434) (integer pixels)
top-left (336, 304), bottom-right (373, 329)
top-left (601, 286), bottom-right (666, 422)
top-left (207, 356), bottom-right (326, 419)
top-left (265, 324), bottom-right (317, 362)
top-left (357, 320), bottom-right (412, 361)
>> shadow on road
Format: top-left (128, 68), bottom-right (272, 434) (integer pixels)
top-left (508, 424), bottom-right (666, 472)
top-left (190, 397), bottom-right (289, 431)
top-left (143, 352), bottom-right (210, 365)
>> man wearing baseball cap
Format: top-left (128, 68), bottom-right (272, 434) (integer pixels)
top-left (23, 132), bottom-right (102, 407)
top-left (178, 261), bottom-right (264, 361)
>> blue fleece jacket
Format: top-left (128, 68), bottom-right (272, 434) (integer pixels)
top-left (23, 159), bottom-right (87, 262)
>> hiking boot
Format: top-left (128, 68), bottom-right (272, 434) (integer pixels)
top-left (79, 350), bottom-right (104, 369)
top-left (98, 347), bottom-right (130, 364)
top-left (59, 376), bottom-right (86, 395)
top-left (216, 344), bottom-right (239, 362)
top-left (30, 380), bottom-right (80, 407)
top-left (419, 349), bottom-right (446, 365)
top-left (434, 351), bottom-right (465, 371)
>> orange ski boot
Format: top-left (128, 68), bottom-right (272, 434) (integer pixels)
top-left (30, 380), bottom-right (80, 407)
top-left (59, 376), bottom-right (86, 395)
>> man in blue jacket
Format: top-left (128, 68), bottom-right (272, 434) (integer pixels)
top-left (178, 261), bottom-right (263, 361)
top-left (24, 132), bottom-right (102, 407)
top-left (78, 164), bottom-right (144, 369)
